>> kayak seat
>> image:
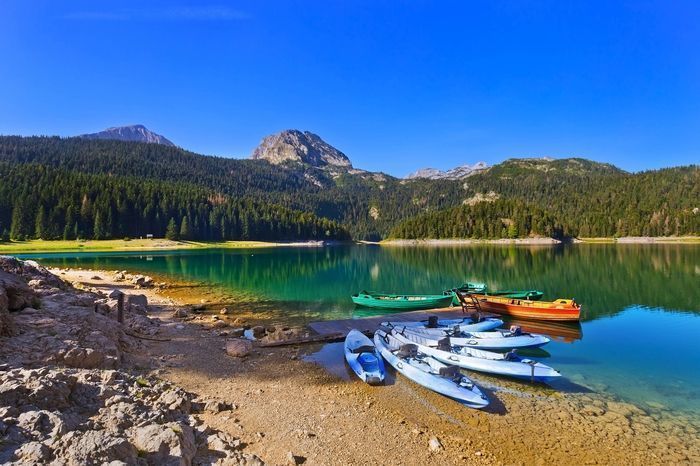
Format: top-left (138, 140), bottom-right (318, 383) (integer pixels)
top-left (426, 316), bottom-right (439, 328)
top-left (509, 325), bottom-right (522, 336)
top-left (504, 350), bottom-right (519, 361)
top-left (351, 344), bottom-right (376, 354)
top-left (357, 353), bottom-right (380, 371)
top-left (438, 365), bottom-right (461, 380)
top-left (437, 337), bottom-right (451, 351)
top-left (397, 344), bottom-right (418, 358)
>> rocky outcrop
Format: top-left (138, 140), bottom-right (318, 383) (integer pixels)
top-left (0, 259), bottom-right (265, 464)
top-left (78, 124), bottom-right (175, 146)
top-left (406, 161), bottom-right (488, 180)
top-left (0, 368), bottom-right (262, 465)
top-left (251, 130), bottom-right (351, 168)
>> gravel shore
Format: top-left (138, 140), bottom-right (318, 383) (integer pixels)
top-left (2, 261), bottom-right (699, 465)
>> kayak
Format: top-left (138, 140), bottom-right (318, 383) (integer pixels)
top-left (373, 330), bottom-right (489, 409)
top-left (382, 315), bottom-right (503, 333)
top-left (351, 291), bottom-right (453, 310)
top-left (471, 294), bottom-right (581, 322)
top-left (344, 329), bottom-right (386, 385)
top-left (389, 328), bottom-right (560, 381)
top-left (395, 324), bottom-right (551, 349)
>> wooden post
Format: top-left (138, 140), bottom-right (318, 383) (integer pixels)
top-left (117, 293), bottom-right (124, 324)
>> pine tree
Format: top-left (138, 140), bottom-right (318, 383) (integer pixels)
top-left (93, 211), bottom-right (107, 240)
top-left (179, 216), bottom-right (191, 240)
top-left (9, 200), bottom-right (33, 240)
top-left (35, 205), bottom-right (49, 239)
top-left (165, 218), bottom-right (179, 240)
top-left (63, 206), bottom-right (76, 240)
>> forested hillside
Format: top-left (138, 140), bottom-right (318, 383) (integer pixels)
top-left (392, 162), bottom-right (699, 239)
top-left (389, 199), bottom-right (567, 239)
top-left (0, 136), bottom-right (465, 240)
top-left (0, 163), bottom-right (349, 242)
top-left (0, 136), bottom-right (698, 241)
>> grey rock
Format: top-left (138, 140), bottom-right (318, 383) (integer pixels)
top-left (57, 430), bottom-right (138, 464)
top-left (78, 124), bottom-right (175, 146)
top-left (225, 339), bottom-right (253, 358)
top-left (126, 294), bottom-right (148, 309)
top-left (251, 130), bottom-right (351, 168)
top-left (406, 161), bottom-right (488, 180)
top-left (251, 325), bottom-right (266, 338)
top-left (212, 320), bottom-right (228, 329)
top-left (131, 422), bottom-right (195, 465)
top-left (286, 451), bottom-right (305, 464)
top-left (428, 436), bottom-right (443, 452)
top-left (13, 441), bottom-right (51, 463)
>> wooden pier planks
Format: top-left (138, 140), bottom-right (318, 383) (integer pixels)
top-left (307, 306), bottom-right (471, 338)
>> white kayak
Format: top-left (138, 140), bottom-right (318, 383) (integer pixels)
top-left (373, 329), bottom-right (489, 409)
top-left (382, 315), bottom-right (503, 333)
top-left (390, 328), bottom-right (561, 381)
top-left (344, 329), bottom-right (386, 385)
top-left (393, 324), bottom-right (550, 349)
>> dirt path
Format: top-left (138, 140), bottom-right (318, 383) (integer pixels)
top-left (58, 268), bottom-right (700, 465)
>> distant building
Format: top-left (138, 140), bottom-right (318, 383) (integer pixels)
top-left (146, 234), bottom-right (154, 239)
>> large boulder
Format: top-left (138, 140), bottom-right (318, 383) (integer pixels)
top-left (126, 294), bottom-right (148, 309)
top-left (0, 270), bottom-right (39, 311)
top-left (131, 422), bottom-right (196, 465)
top-left (55, 430), bottom-right (139, 464)
top-left (0, 286), bottom-right (10, 336)
top-left (225, 339), bottom-right (253, 358)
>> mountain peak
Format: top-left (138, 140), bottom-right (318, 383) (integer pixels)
top-left (78, 125), bottom-right (175, 146)
top-left (406, 161), bottom-right (488, 180)
top-left (251, 130), bottom-right (352, 168)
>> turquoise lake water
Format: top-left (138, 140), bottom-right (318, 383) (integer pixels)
top-left (19, 244), bottom-right (700, 420)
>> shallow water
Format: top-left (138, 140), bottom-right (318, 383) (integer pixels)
top-left (19, 244), bottom-right (700, 420)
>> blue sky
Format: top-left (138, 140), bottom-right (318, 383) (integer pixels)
top-left (1, 1), bottom-right (698, 176)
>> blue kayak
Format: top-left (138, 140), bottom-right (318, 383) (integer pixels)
top-left (383, 316), bottom-right (503, 333)
top-left (344, 329), bottom-right (386, 385)
top-left (373, 330), bottom-right (489, 409)
top-left (396, 325), bottom-right (551, 350)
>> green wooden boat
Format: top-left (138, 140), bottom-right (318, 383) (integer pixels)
top-left (351, 291), bottom-right (454, 310)
top-left (486, 290), bottom-right (544, 300)
top-left (448, 284), bottom-right (544, 306)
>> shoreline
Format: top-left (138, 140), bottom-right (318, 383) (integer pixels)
top-left (0, 238), bottom-right (349, 254)
top-left (1, 235), bottom-right (698, 255)
top-left (26, 266), bottom-right (700, 464)
top-left (382, 236), bottom-right (700, 246)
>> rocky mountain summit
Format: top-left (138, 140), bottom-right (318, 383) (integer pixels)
top-left (79, 124), bottom-right (175, 146)
top-left (406, 161), bottom-right (488, 180)
top-left (251, 130), bottom-right (352, 168)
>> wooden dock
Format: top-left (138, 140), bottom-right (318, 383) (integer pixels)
top-left (258, 307), bottom-right (475, 347)
top-left (307, 306), bottom-right (474, 338)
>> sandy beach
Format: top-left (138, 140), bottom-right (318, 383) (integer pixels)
top-left (44, 267), bottom-right (700, 465)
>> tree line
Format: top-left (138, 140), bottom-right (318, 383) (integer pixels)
top-left (389, 199), bottom-right (567, 239)
top-left (0, 163), bottom-right (350, 242)
top-left (0, 137), bottom-right (697, 240)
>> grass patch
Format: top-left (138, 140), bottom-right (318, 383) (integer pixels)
top-left (135, 376), bottom-right (150, 387)
top-left (0, 238), bottom-right (299, 254)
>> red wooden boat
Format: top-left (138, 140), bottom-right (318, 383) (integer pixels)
top-left (453, 291), bottom-right (581, 322)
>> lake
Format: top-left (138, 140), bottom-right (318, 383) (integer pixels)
top-left (19, 244), bottom-right (700, 422)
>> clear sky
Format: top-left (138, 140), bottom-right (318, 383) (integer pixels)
top-left (1, 1), bottom-right (698, 176)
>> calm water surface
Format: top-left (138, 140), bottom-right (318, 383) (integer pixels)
top-left (20, 244), bottom-right (700, 419)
